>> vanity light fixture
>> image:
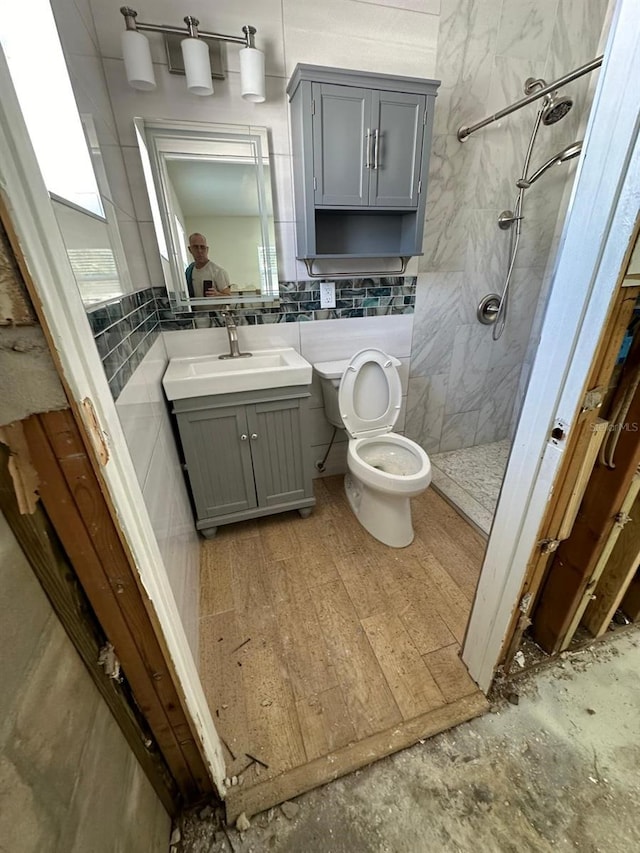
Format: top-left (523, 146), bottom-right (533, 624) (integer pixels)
top-left (119, 7), bottom-right (266, 101)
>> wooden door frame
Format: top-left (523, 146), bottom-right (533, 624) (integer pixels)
top-left (463, 0), bottom-right (640, 691)
top-left (0, 49), bottom-right (226, 796)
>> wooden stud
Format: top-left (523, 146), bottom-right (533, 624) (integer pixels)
top-left (21, 411), bottom-right (213, 801)
top-left (582, 487), bottom-right (640, 635)
top-left (557, 419), bottom-right (608, 541)
top-left (499, 278), bottom-right (640, 662)
top-left (621, 570), bottom-right (640, 621)
top-left (533, 363), bottom-right (640, 653)
top-left (1, 192), bottom-right (215, 801)
top-left (0, 443), bottom-right (180, 816)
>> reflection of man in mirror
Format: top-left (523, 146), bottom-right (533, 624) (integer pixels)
top-left (185, 233), bottom-right (231, 298)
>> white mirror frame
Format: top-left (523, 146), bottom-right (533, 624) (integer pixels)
top-left (134, 118), bottom-right (279, 309)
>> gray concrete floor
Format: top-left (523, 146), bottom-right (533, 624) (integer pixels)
top-left (177, 628), bottom-right (640, 853)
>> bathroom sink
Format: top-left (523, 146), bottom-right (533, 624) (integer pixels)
top-left (162, 348), bottom-right (313, 400)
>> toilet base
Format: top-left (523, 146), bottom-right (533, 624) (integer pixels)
top-left (344, 473), bottom-right (415, 548)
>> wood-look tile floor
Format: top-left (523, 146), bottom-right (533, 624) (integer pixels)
top-left (199, 476), bottom-right (489, 820)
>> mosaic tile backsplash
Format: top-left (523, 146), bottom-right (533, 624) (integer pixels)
top-left (87, 288), bottom-right (159, 399)
top-left (87, 277), bottom-right (416, 397)
top-left (157, 277), bottom-right (416, 330)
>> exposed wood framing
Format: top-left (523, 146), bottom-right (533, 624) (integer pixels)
top-left (0, 208), bottom-right (36, 325)
top-left (0, 212), bottom-right (67, 424)
top-left (0, 194), bottom-right (216, 804)
top-left (582, 486), bottom-right (640, 635)
top-left (561, 469), bottom-right (640, 648)
top-left (532, 337), bottom-right (640, 653)
top-left (556, 419), bottom-right (608, 543)
top-left (499, 281), bottom-right (640, 666)
top-left (0, 441), bottom-right (179, 816)
top-left (621, 570), bottom-right (640, 621)
top-left (0, 421), bottom-right (39, 513)
top-left (497, 215), bottom-right (640, 665)
top-left (19, 409), bottom-right (214, 803)
top-left (522, 223), bottom-right (640, 656)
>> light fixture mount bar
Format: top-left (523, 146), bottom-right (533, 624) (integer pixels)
top-left (120, 7), bottom-right (249, 46)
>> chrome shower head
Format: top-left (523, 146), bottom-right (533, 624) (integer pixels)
top-left (516, 141), bottom-right (583, 189)
top-left (541, 92), bottom-right (573, 125)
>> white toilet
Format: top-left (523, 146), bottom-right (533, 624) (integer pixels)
top-left (314, 348), bottom-right (431, 548)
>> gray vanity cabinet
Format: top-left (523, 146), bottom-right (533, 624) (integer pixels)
top-left (287, 64), bottom-right (440, 266)
top-left (313, 84), bottom-right (426, 209)
top-left (172, 386), bottom-right (315, 536)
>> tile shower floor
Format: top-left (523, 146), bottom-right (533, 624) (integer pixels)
top-left (430, 440), bottom-right (512, 536)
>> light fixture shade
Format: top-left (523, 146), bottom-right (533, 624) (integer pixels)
top-left (181, 37), bottom-right (213, 96)
top-left (240, 46), bottom-right (265, 103)
top-left (121, 29), bottom-right (156, 91)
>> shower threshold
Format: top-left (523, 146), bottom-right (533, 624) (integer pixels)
top-left (430, 440), bottom-right (511, 536)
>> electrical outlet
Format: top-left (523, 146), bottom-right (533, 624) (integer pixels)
top-left (319, 281), bottom-right (336, 309)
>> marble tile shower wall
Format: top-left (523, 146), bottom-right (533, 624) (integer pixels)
top-left (405, 0), bottom-right (610, 456)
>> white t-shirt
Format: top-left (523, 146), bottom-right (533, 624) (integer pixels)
top-left (190, 260), bottom-right (231, 297)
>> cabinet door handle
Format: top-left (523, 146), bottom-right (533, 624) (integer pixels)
top-left (251, 433), bottom-right (258, 440)
top-left (240, 434), bottom-right (248, 441)
top-left (365, 128), bottom-right (371, 169)
top-left (373, 128), bottom-right (380, 170)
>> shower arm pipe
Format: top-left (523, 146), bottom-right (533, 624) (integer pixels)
top-left (457, 55), bottom-right (603, 142)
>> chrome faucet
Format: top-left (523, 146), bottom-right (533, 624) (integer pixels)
top-left (218, 312), bottom-right (252, 360)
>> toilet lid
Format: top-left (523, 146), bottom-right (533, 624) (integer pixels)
top-left (338, 348), bottom-right (402, 438)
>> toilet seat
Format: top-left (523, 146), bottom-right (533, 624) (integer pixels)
top-left (338, 349), bottom-right (402, 438)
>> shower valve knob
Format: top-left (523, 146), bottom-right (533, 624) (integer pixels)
top-left (477, 294), bottom-right (501, 325)
top-left (498, 210), bottom-right (523, 230)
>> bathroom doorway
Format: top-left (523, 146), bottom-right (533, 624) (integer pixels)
top-left (2, 0), bottom-right (639, 822)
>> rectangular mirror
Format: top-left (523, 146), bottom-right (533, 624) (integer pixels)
top-left (135, 119), bottom-right (279, 310)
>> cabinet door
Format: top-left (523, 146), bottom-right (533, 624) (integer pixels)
top-left (178, 405), bottom-right (257, 520)
top-left (312, 82), bottom-right (372, 207)
top-left (247, 399), bottom-right (308, 508)
top-left (369, 91), bottom-right (426, 207)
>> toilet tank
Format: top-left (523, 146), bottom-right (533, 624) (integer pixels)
top-left (313, 359), bottom-right (350, 429)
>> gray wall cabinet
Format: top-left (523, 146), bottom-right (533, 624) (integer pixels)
top-left (172, 386), bottom-right (315, 537)
top-left (287, 64), bottom-right (440, 266)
